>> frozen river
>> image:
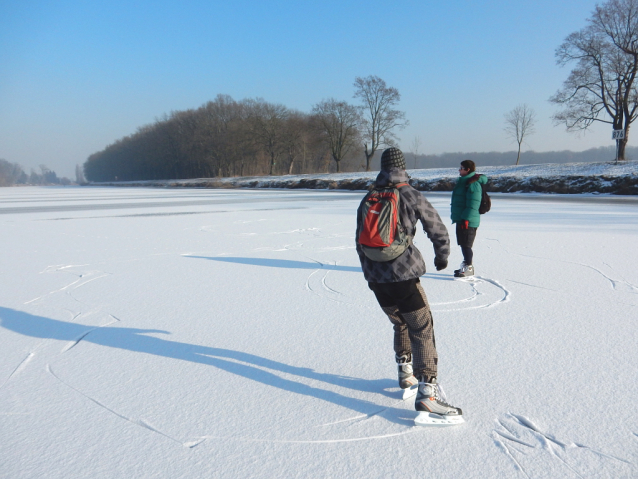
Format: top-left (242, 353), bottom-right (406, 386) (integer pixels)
top-left (1, 186), bottom-right (637, 478)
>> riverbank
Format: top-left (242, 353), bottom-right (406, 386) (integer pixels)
top-left (90, 160), bottom-right (638, 194)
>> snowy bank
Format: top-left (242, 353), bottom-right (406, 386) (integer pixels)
top-left (91, 160), bottom-right (638, 194)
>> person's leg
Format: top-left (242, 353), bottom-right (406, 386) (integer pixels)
top-left (455, 223), bottom-right (478, 276)
top-left (370, 279), bottom-right (437, 381)
top-left (370, 280), bottom-right (462, 417)
top-left (460, 245), bottom-right (473, 265)
top-left (398, 282), bottom-right (437, 381)
top-left (368, 283), bottom-right (411, 358)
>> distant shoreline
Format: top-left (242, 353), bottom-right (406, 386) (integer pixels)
top-left (89, 160), bottom-right (638, 195)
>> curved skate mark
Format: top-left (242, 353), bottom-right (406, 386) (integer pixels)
top-left (0, 353), bottom-right (35, 390)
top-left (431, 276), bottom-right (510, 312)
top-left (303, 258), bottom-right (350, 304)
top-left (47, 365), bottom-right (200, 448)
top-left (24, 271), bottom-right (112, 305)
top-left (233, 219), bottom-right (267, 224)
top-left (317, 389), bottom-right (416, 427)
top-left (68, 310), bottom-right (83, 321)
top-left (493, 413), bottom-right (633, 477)
top-left (253, 241), bottom-right (304, 252)
top-left (577, 262), bottom-right (638, 295)
top-left (308, 271), bottom-right (349, 303)
top-left (492, 435), bottom-right (532, 479)
top-left (197, 428), bottom-right (419, 445)
top-left (511, 414), bottom-right (631, 464)
top-left (321, 270), bottom-right (343, 295)
top-left (271, 227), bottom-right (321, 236)
top-left (318, 245), bottom-right (355, 251)
top-left (475, 276), bottom-right (510, 307)
top-left (485, 240), bottom-right (638, 296)
top-left (61, 315), bottom-right (121, 353)
top-left (246, 428), bottom-right (420, 444)
top-left (430, 282), bottom-right (480, 306)
top-left (41, 264), bottom-right (91, 273)
top-left (305, 269), bottom-right (322, 296)
top-left (506, 279), bottom-right (557, 291)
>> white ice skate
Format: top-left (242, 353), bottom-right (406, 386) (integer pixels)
top-left (414, 378), bottom-right (464, 427)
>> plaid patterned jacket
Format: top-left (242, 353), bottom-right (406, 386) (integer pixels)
top-left (355, 169), bottom-right (450, 283)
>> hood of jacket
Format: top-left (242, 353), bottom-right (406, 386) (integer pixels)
top-left (460, 171), bottom-right (488, 186)
top-left (375, 168), bottom-right (410, 187)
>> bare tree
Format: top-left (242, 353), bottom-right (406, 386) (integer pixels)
top-left (246, 99), bottom-right (290, 176)
top-left (312, 99), bottom-right (362, 173)
top-left (551, 0), bottom-right (638, 160)
top-left (0, 159), bottom-right (27, 186)
top-left (75, 164), bottom-right (86, 184)
top-left (353, 75), bottom-right (408, 171)
top-left (504, 104), bottom-right (536, 165)
top-left (280, 112), bottom-right (306, 175)
top-left (410, 136), bottom-right (422, 169)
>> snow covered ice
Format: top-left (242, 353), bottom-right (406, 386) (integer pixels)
top-left (1, 185), bottom-right (637, 478)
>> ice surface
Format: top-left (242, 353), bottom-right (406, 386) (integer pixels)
top-left (1, 186), bottom-right (637, 478)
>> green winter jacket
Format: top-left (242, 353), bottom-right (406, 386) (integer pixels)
top-left (450, 172), bottom-right (488, 228)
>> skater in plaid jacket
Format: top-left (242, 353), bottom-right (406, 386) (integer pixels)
top-left (355, 147), bottom-right (463, 419)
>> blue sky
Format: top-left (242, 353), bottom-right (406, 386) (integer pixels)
top-left (0, 0), bottom-right (611, 177)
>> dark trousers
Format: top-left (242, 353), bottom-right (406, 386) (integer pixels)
top-left (368, 279), bottom-right (438, 379)
top-left (456, 223), bottom-right (478, 264)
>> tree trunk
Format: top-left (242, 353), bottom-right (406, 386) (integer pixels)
top-left (364, 143), bottom-right (373, 171)
top-left (618, 137), bottom-right (628, 161)
top-left (515, 142), bottom-right (522, 166)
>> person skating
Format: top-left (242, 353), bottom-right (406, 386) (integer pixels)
top-left (451, 159), bottom-right (488, 278)
top-left (355, 147), bottom-right (463, 424)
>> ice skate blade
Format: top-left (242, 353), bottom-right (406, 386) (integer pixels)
top-left (454, 275), bottom-right (476, 281)
top-left (414, 412), bottom-right (465, 427)
top-left (402, 385), bottom-right (417, 400)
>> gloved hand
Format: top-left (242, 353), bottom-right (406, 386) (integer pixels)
top-left (434, 258), bottom-right (448, 271)
top-left (461, 220), bottom-right (469, 230)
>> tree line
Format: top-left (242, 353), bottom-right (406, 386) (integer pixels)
top-left (0, 160), bottom-right (72, 187)
top-left (17, 0), bottom-right (638, 186)
top-left (84, 76), bottom-right (408, 182)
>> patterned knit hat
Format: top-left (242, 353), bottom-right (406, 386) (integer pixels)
top-left (380, 147), bottom-right (406, 171)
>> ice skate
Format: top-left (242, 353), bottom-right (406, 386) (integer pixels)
top-left (454, 263), bottom-right (474, 278)
top-left (396, 354), bottom-right (418, 398)
top-left (414, 377), bottom-right (464, 426)
top-left (453, 261), bottom-right (466, 275)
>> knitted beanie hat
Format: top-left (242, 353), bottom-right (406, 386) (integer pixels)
top-left (380, 147), bottom-right (406, 170)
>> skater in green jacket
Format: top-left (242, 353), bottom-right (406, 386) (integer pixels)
top-left (450, 160), bottom-right (487, 277)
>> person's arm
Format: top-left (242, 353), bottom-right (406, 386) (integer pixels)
top-left (354, 200), bottom-right (366, 261)
top-left (406, 188), bottom-right (450, 263)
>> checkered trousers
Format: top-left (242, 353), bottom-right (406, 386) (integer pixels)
top-left (379, 282), bottom-right (437, 379)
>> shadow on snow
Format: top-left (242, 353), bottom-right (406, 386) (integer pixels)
top-left (185, 255), bottom-right (362, 272)
top-left (185, 255), bottom-right (454, 282)
top-left (0, 307), bottom-right (415, 425)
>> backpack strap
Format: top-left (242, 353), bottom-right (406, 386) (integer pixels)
top-left (372, 181), bottom-right (409, 191)
top-left (465, 174), bottom-right (482, 186)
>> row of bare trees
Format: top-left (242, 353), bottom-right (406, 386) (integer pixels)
top-left (85, 96), bottom-right (348, 181)
top-left (0, 160), bottom-right (70, 186)
top-left (84, 76), bottom-right (408, 182)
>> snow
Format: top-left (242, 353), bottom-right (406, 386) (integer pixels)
top-left (97, 159), bottom-right (638, 189)
top-left (1, 185), bottom-right (637, 478)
